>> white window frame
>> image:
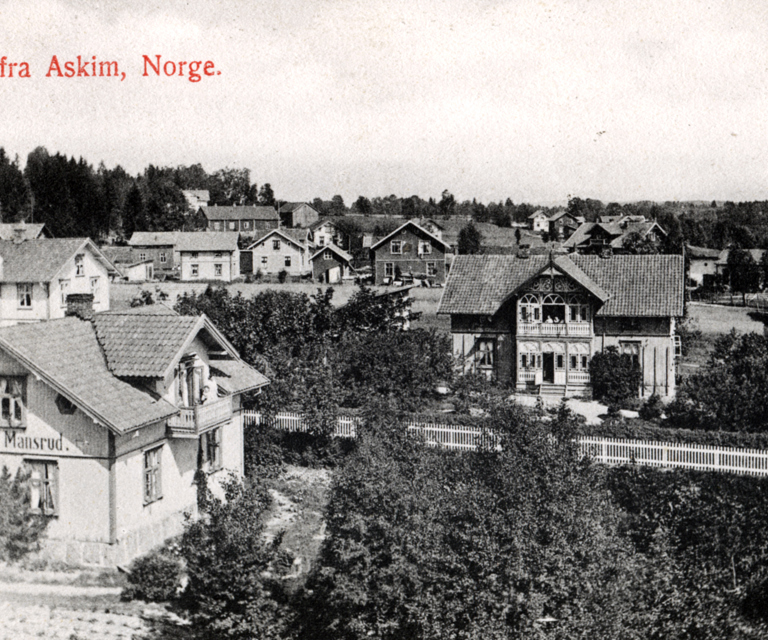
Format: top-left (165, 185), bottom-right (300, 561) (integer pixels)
top-left (228, 221), bottom-right (236, 230)
top-left (390, 240), bottom-right (403, 255)
top-left (419, 240), bottom-right (432, 255)
top-left (273, 239), bottom-right (281, 251)
top-left (17, 283), bottom-right (32, 309)
top-left (143, 446), bottom-right (162, 505)
top-left (285, 255), bottom-right (292, 268)
top-left (74, 254), bottom-right (85, 277)
top-left (191, 264), bottom-right (199, 277)
top-left (90, 277), bottom-right (100, 301)
top-left (139, 252), bottom-right (147, 261)
top-left (200, 427), bottom-right (222, 472)
top-left (59, 279), bottom-right (70, 307)
top-left (159, 252), bottom-right (167, 264)
top-left (26, 459), bottom-right (58, 516)
top-left (324, 250), bottom-right (333, 260)
top-left (0, 376), bottom-right (26, 428)
top-left (426, 262), bottom-right (437, 277)
top-left (385, 262), bottom-right (394, 278)
top-left (214, 263), bottom-right (223, 277)
top-left (475, 338), bottom-right (495, 370)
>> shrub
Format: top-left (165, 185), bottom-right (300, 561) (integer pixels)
top-left (277, 269), bottom-right (288, 283)
top-left (254, 268), bottom-right (263, 282)
top-left (639, 394), bottom-right (664, 421)
top-left (589, 346), bottom-right (641, 406)
top-left (130, 289), bottom-right (154, 307)
top-left (0, 466), bottom-right (49, 561)
top-left (122, 550), bottom-right (183, 602)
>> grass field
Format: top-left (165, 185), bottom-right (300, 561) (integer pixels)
top-left (686, 302), bottom-right (767, 335)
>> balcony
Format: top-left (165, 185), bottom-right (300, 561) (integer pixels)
top-left (517, 322), bottom-right (591, 337)
top-left (167, 395), bottom-right (233, 438)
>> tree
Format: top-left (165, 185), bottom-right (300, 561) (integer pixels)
top-left (0, 466), bottom-right (49, 561)
top-left (329, 194), bottom-right (346, 216)
top-left (727, 246), bottom-right (761, 301)
top-left (299, 403), bottom-right (641, 639)
top-left (622, 230), bottom-right (660, 254)
top-left (457, 221), bottom-right (482, 254)
top-left (0, 148), bottom-right (29, 221)
top-left (589, 346), bottom-right (641, 406)
top-left (352, 195), bottom-right (372, 215)
top-left (438, 189), bottom-right (455, 218)
top-left (257, 183), bottom-right (276, 207)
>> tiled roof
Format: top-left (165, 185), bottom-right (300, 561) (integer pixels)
top-left (176, 232), bottom-right (240, 253)
top-left (201, 205), bottom-right (279, 221)
top-left (100, 303), bottom-right (178, 316)
top-left (0, 223), bottom-right (47, 241)
top-left (687, 245), bottom-right (720, 259)
top-left (128, 232), bottom-right (179, 247)
top-left (247, 228), bottom-right (309, 250)
top-left (93, 313), bottom-right (202, 378)
top-left (311, 245), bottom-right (353, 262)
top-left (563, 221), bottom-right (664, 249)
top-left (279, 202), bottom-right (313, 213)
top-left (438, 254), bottom-right (684, 317)
top-left (210, 359), bottom-right (269, 394)
top-left (0, 318), bottom-right (178, 433)
top-left (370, 221), bottom-right (450, 251)
top-left (0, 238), bottom-right (109, 282)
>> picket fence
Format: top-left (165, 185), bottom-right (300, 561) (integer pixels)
top-left (241, 410), bottom-right (768, 477)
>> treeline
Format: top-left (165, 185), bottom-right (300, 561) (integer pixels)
top-left (0, 146), bottom-right (277, 239)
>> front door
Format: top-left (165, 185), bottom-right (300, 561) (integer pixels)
top-left (543, 353), bottom-right (555, 383)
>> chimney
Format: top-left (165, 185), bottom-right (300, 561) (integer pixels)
top-left (65, 293), bottom-right (95, 321)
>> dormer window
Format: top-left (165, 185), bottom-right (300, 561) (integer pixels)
top-left (0, 376), bottom-right (26, 427)
top-left (75, 254), bottom-right (84, 276)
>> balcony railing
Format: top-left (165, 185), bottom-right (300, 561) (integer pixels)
top-left (517, 322), bottom-right (591, 337)
top-left (167, 395), bottom-right (233, 437)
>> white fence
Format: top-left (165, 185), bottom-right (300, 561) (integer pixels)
top-left (241, 411), bottom-right (768, 476)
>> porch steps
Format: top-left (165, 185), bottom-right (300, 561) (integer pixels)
top-left (539, 384), bottom-right (567, 397)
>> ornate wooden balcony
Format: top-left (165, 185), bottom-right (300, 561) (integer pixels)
top-left (517, 322), bottom-right (591, 337)
top-left (167, 395), bottom-right (233, 438)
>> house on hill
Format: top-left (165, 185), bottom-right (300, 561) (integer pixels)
top-left (528, 210), bottom-right (549, 233)
top-left (176, 232), bottom-right (240, 282)
top-left (370, 221), bottom-right (451, 285)
top-left (246, 229), bottom-right (313, 278)
top-left (547, 211), bottom-right (582, 240)
top-left (563, 219), bottom-right (666, 253)
top-left (686, 245), bottom-right (720, 287)
top-left (438, 253), bottom-right (684, 398)
top-left (311, 245), bottom-right (355, 284)
top-left (279, 202), bottom-right (320, 228)
top-left (200, 205), bottom-right (279, 234)
top-left (0, 238), bottom-right (116, 326)
top-left (0, 301), bottom-right (268, 565)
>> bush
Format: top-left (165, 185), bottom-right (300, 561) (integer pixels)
top-left (0, 466), bottom-right (49, 561)
top-left (639, 394), bottom-right (664, 421)
top-left (254, 268), bottom-right (263, 282)
top-left (277, 269), bottom-right (288, 283)
top-left (122, 550), bottom-right (183, 602)
top-left (589, 346), bottom-right (641, 406)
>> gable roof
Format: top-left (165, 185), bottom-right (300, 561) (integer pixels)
top-left (563, 221), bottom-right (666, 249)
top-left (311, 244), bottom-right (353, 263)
top-left (0, 223), bottom-right (47, 241)
top-left (686, 245), bottom-right (720, 259)
top-left (0, 317), bottom-right (178, 434)
top-left (528, 210), bottom-right (548, 219)
top-left (438, 254), bottom-right (684, 317)
top-left (128, 232), bottom-right (179, 247)
top-left (210, 359), bottom-right (269, 395)
top-left (176, 232), bottom-right (240, 253)
top-left (201, 205), bottom-right (279, 221)
top-left (279, 202), bottom-right (315, 213)
top-left (0, 238), bottom-right (117, 282)
top-left (246, 228), bottom-right (309, 251)
top-left (370, 221), bottom-right (451, 251)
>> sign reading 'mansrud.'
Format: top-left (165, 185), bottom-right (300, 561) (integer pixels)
top-left (2, 430), bottom-right (63, 452)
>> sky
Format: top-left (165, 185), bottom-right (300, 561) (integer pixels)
top-left (0, 0), bottom-right (766, 205)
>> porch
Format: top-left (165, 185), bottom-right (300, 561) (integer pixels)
top-left (167, 395), bottom-right (233, 438)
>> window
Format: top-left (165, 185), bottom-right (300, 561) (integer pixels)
top-left (90, 277), bottom-right (100, 301)
top-left (390, 240), bottom-right (403, 254)
top-left (318, 236), bottom-right (325, 246)
top-left (385, 262), bottom-right (394, 278)
top-left (0, 376), bottom-right (25, 427)
top-left (159, 252), bottom-right (167, 264)
top-left (55, 394), bottom-right (76, 415)
top-left (519, 293), bottom-right (541, 323)
top-left (139, 252), bottom-right (147, 261)
top-left (567, 296), bottom-right (590, 323)
top-left (427, 262), bottom-right (437, 277)
top-left (261, 256), bottom-right (268, 266)
top-left (200, 428), bottom-right (222, 472)
top-left (285, 256), bottom-right (292, 268)
top-left (475, 338), bottom-right (495, 369)
top-left (620, 342), bottom-right (641, 368)
top-left (143, 446), bottom-right (162, 504)
top-left (324, 250), bottom-right (332, 260)
top-left (273, 239), bottom-right (281, 251)
top-left (228, 221), bottom-right (236, 230)
top-left (542, 293), bottom-right (566, 323)
top-left (214, 221), bottom-right (223, 231)
top-left (74, 254), bottom-right (84, 276)
top-left (214, 263), bottom-right (223, 277)
top-left (242, 221), bottom-right (250, 230)
top-left (418, 240), bottom-right (432, 255)
top-left (190, 252), bottom-right (199, 259)
top-left (17, 283), bottom-right (32, 308)
top-left (59, 279), bottom-right (70, 306)
top-left (214, 252), bottom-right (223, 259)
top-left (521, 353), bottom-right (541, 369)
top-left (556, 354), bottom-right (565, 369)
top-left (26, 460), bottom-right (58, 516)
top-left (191, 264), bottom-right (199, 277)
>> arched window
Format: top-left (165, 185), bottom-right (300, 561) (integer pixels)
top-left (567, 295), bottom-right (591, 323)
top-left (519, 293), bottom-right (541, 323)
top-left (541, 293), bottom-right (566, 323)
